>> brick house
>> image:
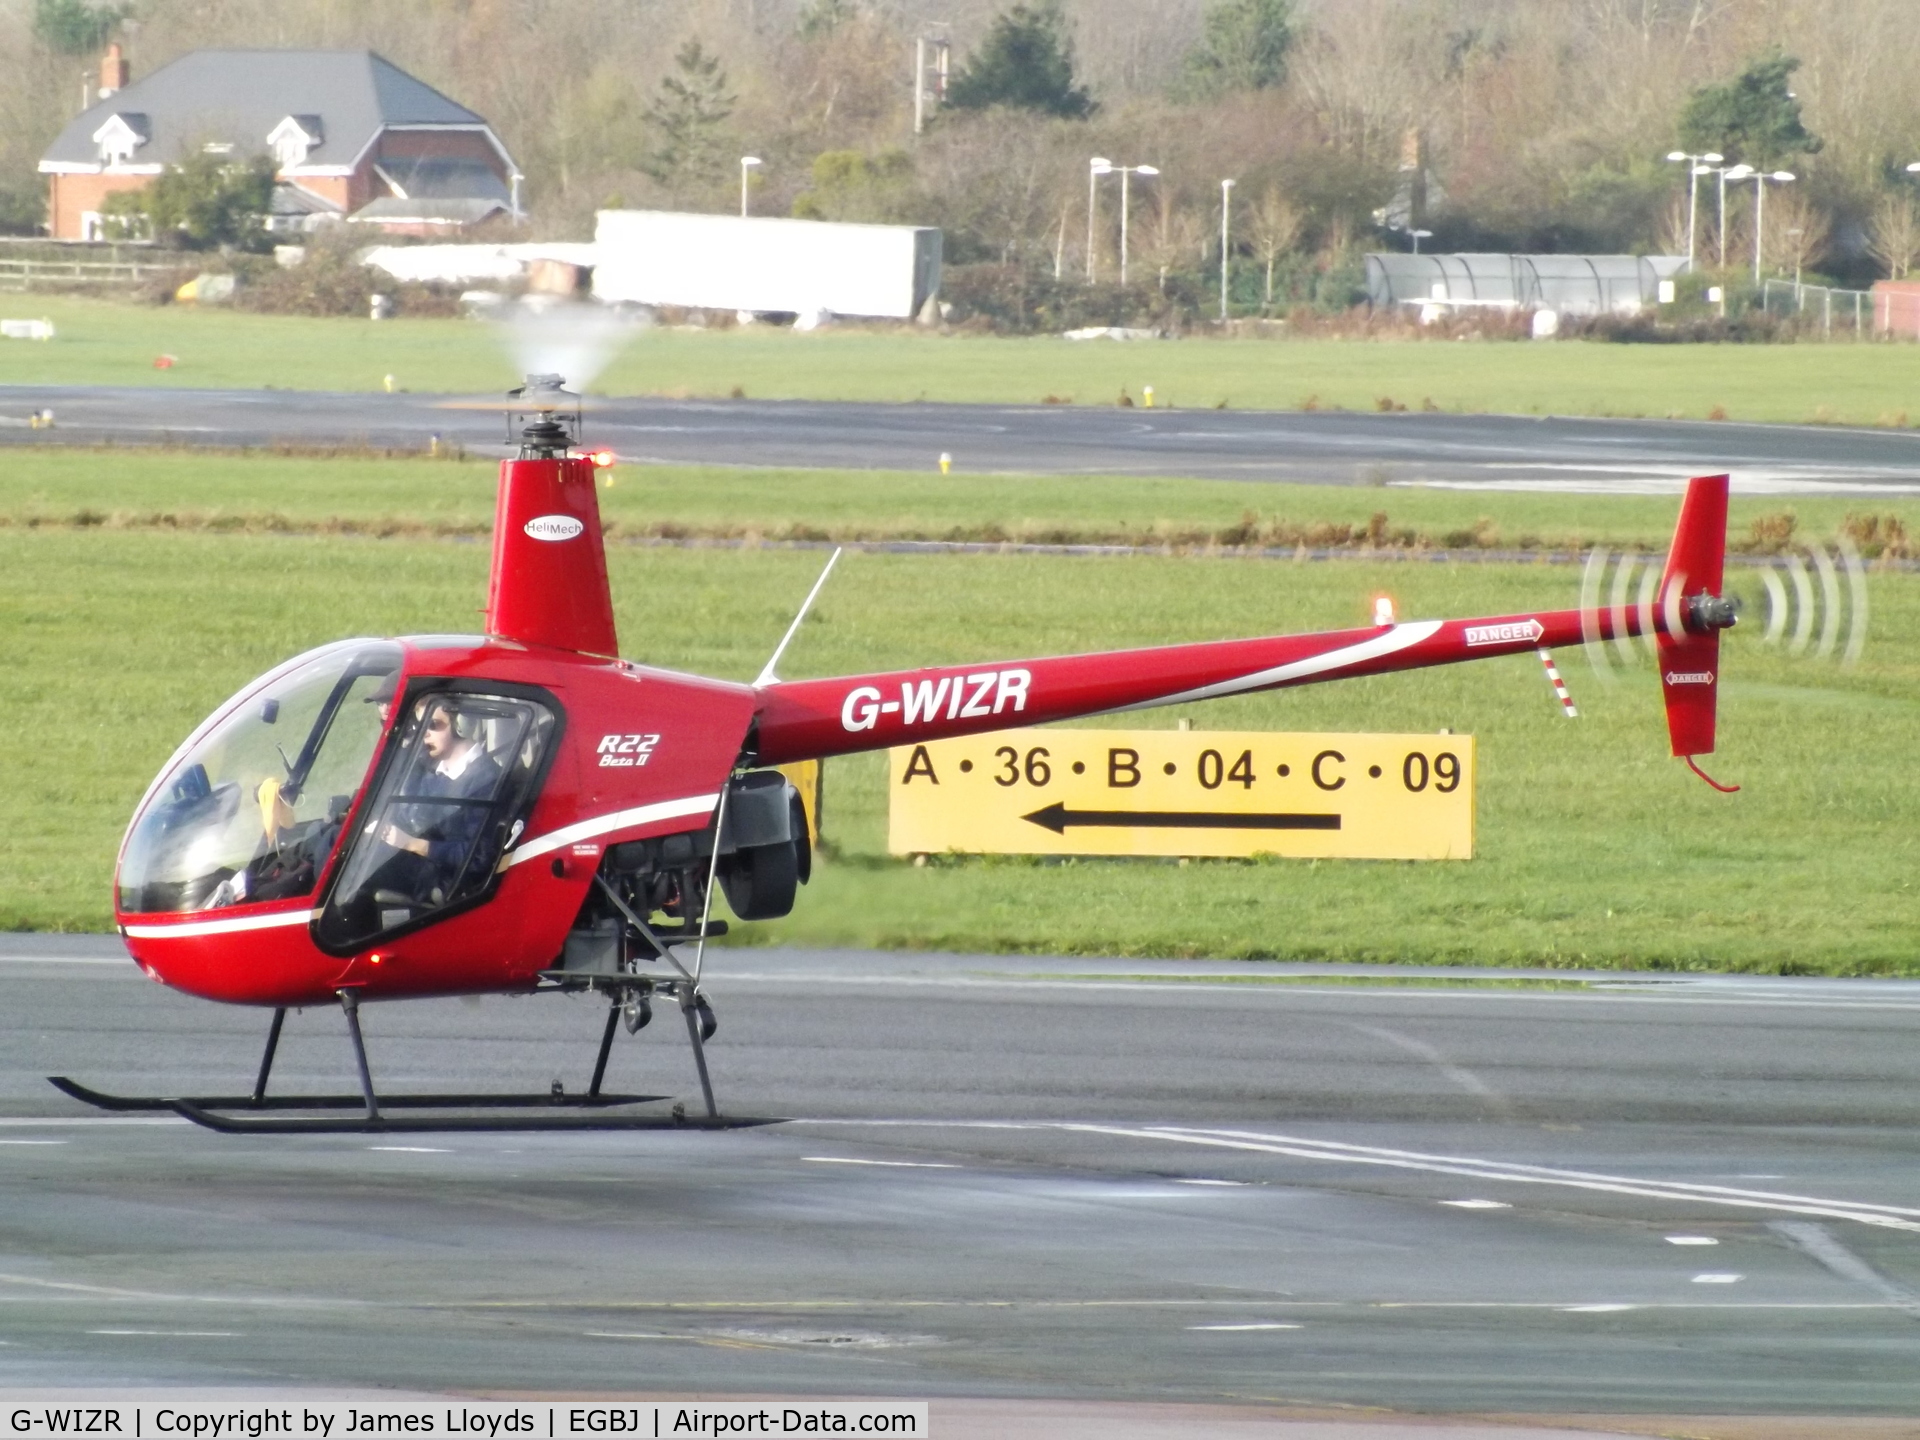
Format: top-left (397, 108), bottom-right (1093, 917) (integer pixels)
top-left (39, 46), bottom-right (522, 240)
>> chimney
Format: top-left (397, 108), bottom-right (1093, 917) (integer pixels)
top-left (100, 42), bottom-right (129, 97)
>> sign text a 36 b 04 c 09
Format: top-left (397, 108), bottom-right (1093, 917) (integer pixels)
top-left (888, 729), bottom-right (1475, 860)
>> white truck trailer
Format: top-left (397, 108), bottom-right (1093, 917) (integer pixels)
top-left (592, 210), bottom-right (942, 320)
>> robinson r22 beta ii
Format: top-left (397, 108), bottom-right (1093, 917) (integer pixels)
top-left (56, 378), bottom-right (1740, 1133)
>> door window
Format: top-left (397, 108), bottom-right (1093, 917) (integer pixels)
top-left (317, 689), bottom-right (555, 949)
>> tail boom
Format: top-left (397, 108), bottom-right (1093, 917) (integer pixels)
top-left (754, 604), bottom-right (1644, 766)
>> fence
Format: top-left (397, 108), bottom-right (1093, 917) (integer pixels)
top-left (0, 257), bottom-right (179, 290)
top-left (1760, 279), bottom-right (1872, 337)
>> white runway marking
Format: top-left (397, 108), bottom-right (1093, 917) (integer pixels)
top-left (1666, 1236), bottom-right (1719, 1245)
top-left (88, 1329), bottom-right (238, 1337)
top-left (722, 971), bottom-right (1920, 1013)
top-left (802, 1121), bottom-right (1920, 1233)
top-left (1441, 1199), bottom-right (1510, 1210)
top-left (802, 1157), bottom-right (958, 1169)
top-left (1069, 1125), bottom-right (1920, 1232)
top-left (0, 955), bottom-right (129, 966)
top-left (1186, 1323), bottom-right (1301, 1331)
top-left (1692, 1274), bottom-right (1743, 1284)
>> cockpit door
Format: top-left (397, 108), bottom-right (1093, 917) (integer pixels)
top-left (314, 682), bottom-right (561, 954)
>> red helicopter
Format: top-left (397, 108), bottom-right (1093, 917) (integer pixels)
top-left (53, 377), bottom-right (1739, 1133)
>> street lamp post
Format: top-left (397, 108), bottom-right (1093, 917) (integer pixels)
top-left (1409, 228), bottom-right (1433, 255)
top-left (739, 156), bottom-right (762, 218)
top-left (1727, 167), bottom-right (1794, 284)
top-left (1219, 177), bottom-right (1235, 322)
top-left (1666, 149), bottom-right (1723, 267)
top-left (1087, 158), bottom-right (1110, 283)
top-left (1113, 163), bottom-right (1158, 286)
top-left (1715, 163), bottom-right (1751, 269)
top-left (1753, 170), bottom-right (1795, 284)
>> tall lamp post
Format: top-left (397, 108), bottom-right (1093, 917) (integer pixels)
top-left (739, 156), bottom-right (762, 218)
top-left (1109, 163), bottom-right (1158, 286)
top-left (1711, 162), bottom-right (1750, 268)
top-left (1666, 149), bottom-right (1723, 267)
top-left (1728, 167), bottom-right (1794, 283)
top-left (1087, 158), bottom-right (1111, 283)
top-left (1219, 177), bottom-right (1235, 322)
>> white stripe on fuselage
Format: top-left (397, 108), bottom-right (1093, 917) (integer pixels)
top-left (122, 908), bottom-right (317, 940)
top-left (508, 792), bottom-right (719, 867)
top-left (1112, 621), bottom-right (1444, 711)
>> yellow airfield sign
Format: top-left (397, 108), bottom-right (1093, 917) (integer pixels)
top-left (888, 729), bottom-right (1474, 860)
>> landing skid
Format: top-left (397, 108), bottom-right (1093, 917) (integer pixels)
top-left (49, 974), bottom-right (732, 1135)
top-left (47, 1076), bottom-right (664, 1114)
top-left (167, 1102), bottom-right (768, 1135)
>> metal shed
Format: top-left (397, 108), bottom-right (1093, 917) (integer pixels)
top-left (1366, 253), bottom-right (1688, 316)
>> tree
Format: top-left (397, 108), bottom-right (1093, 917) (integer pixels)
top-left (1247, 185), bottom-right (1301, 307)
top-left (1181, 0), bottom-right (1293, 100)
top-left (33, 0), bottom-right (123, 56)
top-left (946, 5), bottom-right (1093, 120)
top-left (1678, 54), bottom-right (1822, 169)
top-left (641, 40), bottom-right (736, 189)
top-left (130, 152), bottom-right (276, 250)
top-left (1868, 193), bottom-right (1920, 280)
top-left (791, 149), bottom-right (915, 222)
top-left (1764, 188), bottom-right (1830, 280)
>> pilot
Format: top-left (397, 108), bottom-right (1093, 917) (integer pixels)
top-left (381, 700), bottom-right (505, 888)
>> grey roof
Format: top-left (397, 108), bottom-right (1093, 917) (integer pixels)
top-left (41, 50), bottom-right (500, 171)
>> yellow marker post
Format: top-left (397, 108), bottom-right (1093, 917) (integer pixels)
top-left (889, 729), bottom-right (1473, 860)
top-left (938, 452), bottom-right (952, 474)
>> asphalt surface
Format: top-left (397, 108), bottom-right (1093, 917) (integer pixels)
top-left (7, 385), bottom-right (1920, 494)
top-left (3, 935), bottom-right (1919, 1433)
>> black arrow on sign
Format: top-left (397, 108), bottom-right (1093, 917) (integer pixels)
top-left (1021, 803), bottom-right (1341, 835)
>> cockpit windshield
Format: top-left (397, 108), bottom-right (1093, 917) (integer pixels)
top-left (118, 642), bottom-right (404, 915)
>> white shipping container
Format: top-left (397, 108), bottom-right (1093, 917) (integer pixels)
top-left (592, 211), bottom-right (941, 319)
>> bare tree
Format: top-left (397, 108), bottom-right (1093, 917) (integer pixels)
top-left (1764, 187), bottom-right (1830, 280)
top-left (1137, 192), bottom-right (1204, 291)
top-left (1869, 192), bottom-right (1920, 280)
top-left (1247, 184), bottom-right (1301, 306)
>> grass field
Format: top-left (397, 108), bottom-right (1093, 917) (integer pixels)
top-left (7, 294), bottom-right (1920, 425)
top-left (4, 476), bottom-right (1916, 971)
top-left (4, 449), bottom-right (1915, 558)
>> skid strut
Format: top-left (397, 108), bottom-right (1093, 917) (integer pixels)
top-left (48, 990), bottom-right (744, 1136)
top-left (51, 971), bottom-right (742, 1134)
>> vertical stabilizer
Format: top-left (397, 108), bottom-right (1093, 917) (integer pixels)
top-left (1657, 474), bottom-right (1731, 759)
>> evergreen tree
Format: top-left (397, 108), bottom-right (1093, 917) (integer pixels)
top-left (642, 40), bottom-right (737, 187)
top-left (1181, 0), bottom-right (1293, 99)
top-left (1678, 54), bottom-right (1822, 168)
top-left (120, 152), bottom-right (277, 250)
top-left (946, 4), bottom-right (1093, 120)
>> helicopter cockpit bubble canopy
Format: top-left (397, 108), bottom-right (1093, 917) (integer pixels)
top-left (118, 641), bottom-right (403, 916)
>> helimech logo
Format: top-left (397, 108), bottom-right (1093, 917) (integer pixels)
top-left (523, 515), bottom-right (585, 542)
